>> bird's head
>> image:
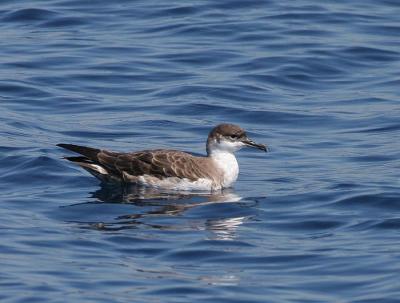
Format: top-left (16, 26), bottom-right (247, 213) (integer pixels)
top-left (206, 123), bottom-right (267, 155)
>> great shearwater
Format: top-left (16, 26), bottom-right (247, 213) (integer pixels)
top-left (58, 123), bottom-right (267, 191)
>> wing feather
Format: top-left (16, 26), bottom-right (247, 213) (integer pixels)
top-left (59, 143), bottom-right (216, 184)
top-left (95, 150), bottom-right (208, 181)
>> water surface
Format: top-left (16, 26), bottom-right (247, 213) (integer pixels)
top-left (1, 0), bottom-right (400, 302)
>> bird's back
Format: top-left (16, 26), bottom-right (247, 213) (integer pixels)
top-left (59, 144), bottom-right (223, 190)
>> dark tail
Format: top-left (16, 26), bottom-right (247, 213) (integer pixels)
top-left (57, 144), bottom-right (100, 162)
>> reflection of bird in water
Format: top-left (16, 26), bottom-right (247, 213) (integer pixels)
top-left (83, 184), bottom-right (256, 240)
top-left (93, 184), bottom-right (242, 204)
top-left (93, 184), bottom-right (242, 217)
top-left (205, 216), bottom-right (248, 241)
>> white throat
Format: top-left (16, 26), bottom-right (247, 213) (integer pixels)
top-left (209, 148), bottom-right (239, 188)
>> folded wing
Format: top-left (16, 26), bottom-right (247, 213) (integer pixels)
top-left (58, 144), bottom-right (212, 183)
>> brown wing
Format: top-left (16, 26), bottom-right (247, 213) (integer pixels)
top-left (97, 149), bottom-right (210, 181)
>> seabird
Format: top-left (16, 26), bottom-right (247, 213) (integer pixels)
top-left (58, 123), bottom-right (267, 191)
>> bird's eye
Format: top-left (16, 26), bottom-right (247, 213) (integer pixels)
top-left (230, 135), bottom-right (238, 139)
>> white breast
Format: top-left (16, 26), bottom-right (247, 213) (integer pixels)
top-left (210, 150), bottom-right (239, 188)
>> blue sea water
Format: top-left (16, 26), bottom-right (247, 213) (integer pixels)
top-left (1, 0), bottom-right (400, 302)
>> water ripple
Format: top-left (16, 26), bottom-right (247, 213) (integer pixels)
top-left (2, 8), bottom-right (58, 22)
top-left (1, 0), bottom-right (400, 302)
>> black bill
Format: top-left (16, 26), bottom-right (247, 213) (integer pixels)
top-left (242, 138), bottom-right (268, 152)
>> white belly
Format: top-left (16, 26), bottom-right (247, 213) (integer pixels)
top-left (131, 174), bottom-right (216, 191)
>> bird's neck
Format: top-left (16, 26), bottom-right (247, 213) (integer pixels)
top-left (208, 149), bottom-right (239, 188)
